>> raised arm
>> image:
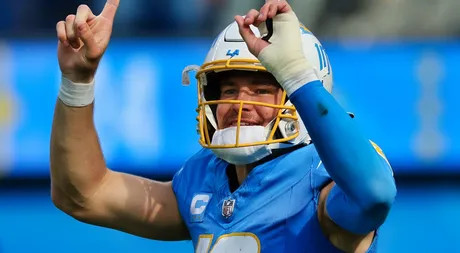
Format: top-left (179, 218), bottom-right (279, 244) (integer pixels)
top-left (235, 0), bottom-right (396, 251)
top-left (50, 1), bottom-right (189, 241)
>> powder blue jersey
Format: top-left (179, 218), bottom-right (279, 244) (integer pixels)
top-left (172, 144), bottom-right (379, 253)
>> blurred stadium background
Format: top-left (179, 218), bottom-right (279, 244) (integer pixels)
top-left (1, 0), bottom-right (460, 252)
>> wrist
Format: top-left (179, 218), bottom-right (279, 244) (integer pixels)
top-left (277, 57), bottom-right (313, 84)
top-left (62, 72), bottom-right (95, 84)
top-left (280, 68), bottom-right (320, 97)
top-left (58, 76), bottom-right (95, 107)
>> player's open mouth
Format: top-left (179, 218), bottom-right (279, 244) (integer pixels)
top-left (230, 121), bottom-right (259, 127)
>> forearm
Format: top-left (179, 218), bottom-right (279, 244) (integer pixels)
top-left (50, 99), bottom-right (108, 204)
top-left (288, 74), bottom-right (396, 232)
top-left (245, 4), bottom-right (395, 234)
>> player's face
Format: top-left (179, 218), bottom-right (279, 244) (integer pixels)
top-left (215, 71), bottom-right (283, 129)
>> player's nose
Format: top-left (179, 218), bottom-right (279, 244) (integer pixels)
top-left (232, 91), bottom-right (254, 111)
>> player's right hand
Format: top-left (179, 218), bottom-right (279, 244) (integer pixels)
top-left (56, 0), bottom-right (120, 83)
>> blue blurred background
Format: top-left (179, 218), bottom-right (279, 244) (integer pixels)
top-left (1, 0), bottom-right (460, 252)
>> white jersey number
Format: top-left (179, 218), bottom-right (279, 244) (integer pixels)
top-left (196, 233), bottom-right (260, 253)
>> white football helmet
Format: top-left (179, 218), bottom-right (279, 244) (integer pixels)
top-left (182, 19), bottom-right (333, 161)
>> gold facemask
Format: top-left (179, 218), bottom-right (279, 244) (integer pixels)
top-left (193, 57), bottom-right (300, 149)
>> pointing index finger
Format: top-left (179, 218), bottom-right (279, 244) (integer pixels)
top-left (100, 0), bottom-right (120, 21)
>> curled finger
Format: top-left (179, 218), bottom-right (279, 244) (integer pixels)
top-left (56, 21), bottom-right (68, 46)
top-left (74, 4), bottom-right (96, 32)
top-left (267, 3), bottom-right (278, 18)
top-left (74, 4), bottom-right (98, 51)
top-left (257, 3), bottom-right (271, 24)
top-left (235, 15), bottom-right (259, 55)
top-left (244, 9), bottom-right (260, 26)
top-left (65, 14), bottom-right (81, 49)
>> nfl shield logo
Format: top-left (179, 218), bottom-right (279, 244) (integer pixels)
top-left (222, 199), bottom-right (236, 218)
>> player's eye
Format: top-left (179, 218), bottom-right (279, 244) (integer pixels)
top-left (221, 89), bottom-right (238, 95)
top-left (256, 89), bottom-right (272, 95)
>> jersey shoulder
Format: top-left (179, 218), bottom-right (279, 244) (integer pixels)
top-left (171, 148), bottom-right (224, 223)
top-left (172, 148), bottom-right (217, 195)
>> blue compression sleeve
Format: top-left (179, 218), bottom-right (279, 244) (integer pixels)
top-left (289, 80), bottom-right (397, 234)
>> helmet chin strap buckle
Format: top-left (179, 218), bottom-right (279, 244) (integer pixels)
top-left (182, 65), bottom-right (200, 86)
top-left (262, 18), bottom-right (273, 42)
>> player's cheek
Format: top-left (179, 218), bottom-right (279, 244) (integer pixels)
top-left (258, 106), bottom-right (278, 126)
top-left (261, 96), bottom-right (280, 121)
top-left (215, 104), bottom-right (227, 129)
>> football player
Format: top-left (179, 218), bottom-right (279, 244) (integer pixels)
top-left (50, 0), bottom-right (396, 252)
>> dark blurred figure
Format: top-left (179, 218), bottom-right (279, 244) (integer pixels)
top-left (0, 0), bottom-right (93, 37)
top-left (94, 0), bottom-right (174, 36)
top-left (314, 0), bottom-right (367, 37)
top-left (0, 1), bottom-right (13, 35)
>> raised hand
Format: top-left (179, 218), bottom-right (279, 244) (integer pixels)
top-left (234, 0), bottom-right (293, 57)
top-left (56, 0), bottom-right (120, 83)
top-left (234, 0), bottom-right (311, 89)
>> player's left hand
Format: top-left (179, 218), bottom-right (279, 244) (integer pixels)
top-left (235, 0), bottom-right (292, 57)
top-left (235, 0), bottom-right (312, 87)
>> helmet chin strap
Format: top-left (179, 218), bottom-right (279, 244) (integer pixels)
top-left (204, 98), bottom-right (311, 149)
top-left (205, 104), bottom-right (218, 130)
